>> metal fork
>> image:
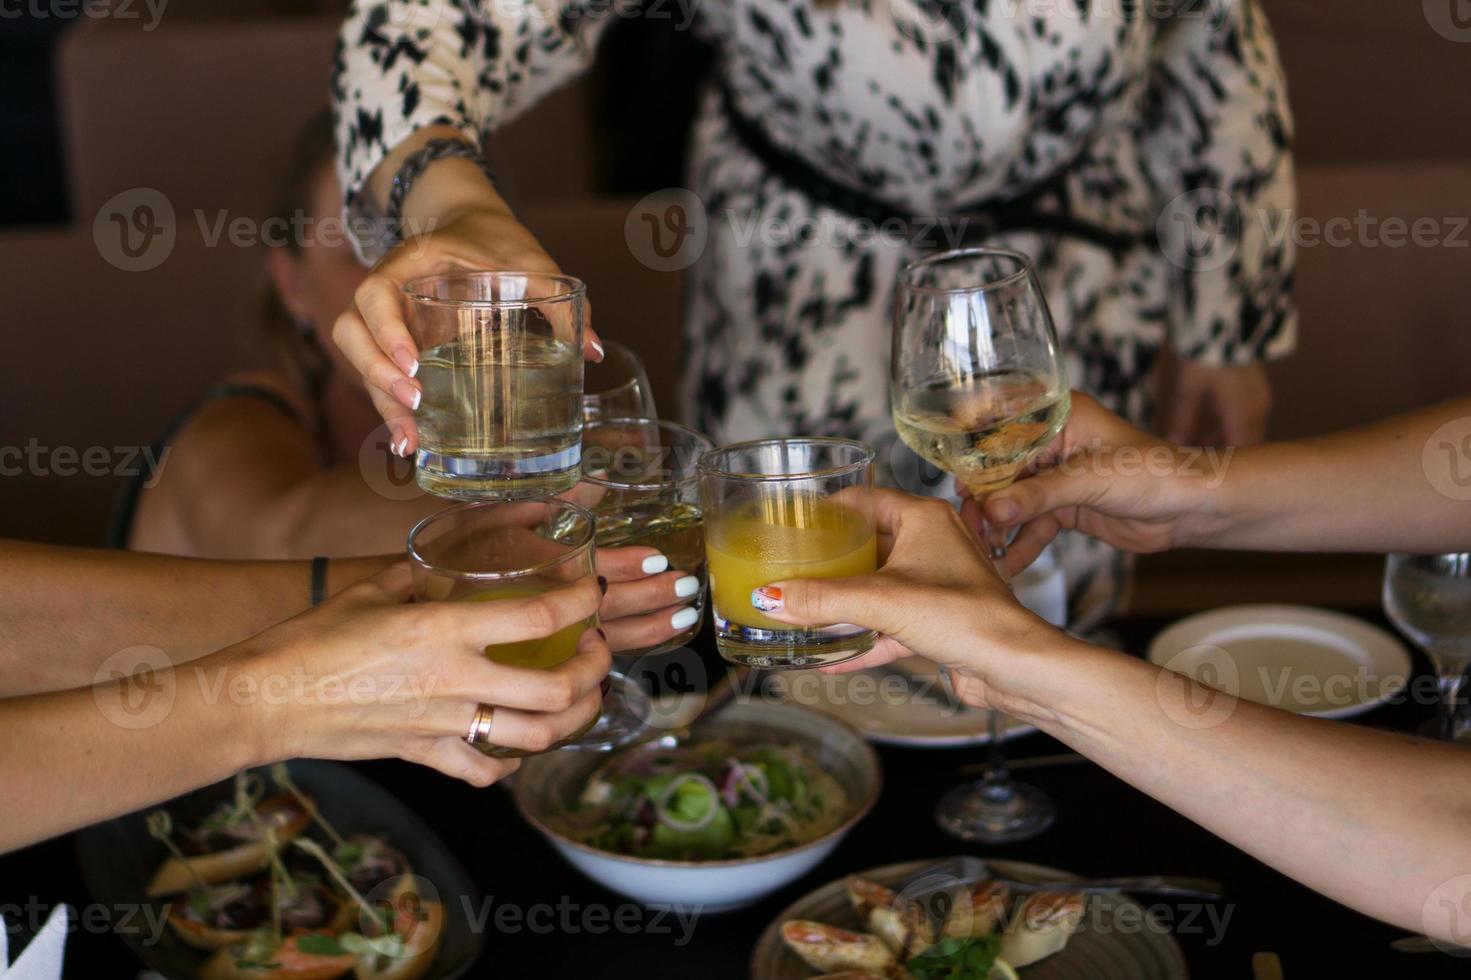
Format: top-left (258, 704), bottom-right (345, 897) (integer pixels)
top-left (899, 856), bottom-right (1225, 901)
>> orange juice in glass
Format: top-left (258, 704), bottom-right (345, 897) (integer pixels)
top-left (700, 439), bottom-right (877, 668)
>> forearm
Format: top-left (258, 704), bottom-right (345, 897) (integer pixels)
top-left (0, 542), bottom-right (390, 695)
top-left (0, 649), bottom-right (270, 852)
top-left (361, 124), bottom-right (515, 225)
top-left (1003, 635), bottom-right (1471, 937)
top-left (1187, 396), bottom-right (1471, 553)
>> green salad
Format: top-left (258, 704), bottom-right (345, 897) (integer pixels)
top-left (565, 740), bottom-right (850, 861)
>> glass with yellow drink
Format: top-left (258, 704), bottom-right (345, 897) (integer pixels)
top-left (699, 439), bottom-right (877, 668)
top-left (406, 499), bottom-right (602, 757)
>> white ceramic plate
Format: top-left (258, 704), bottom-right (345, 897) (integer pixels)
top-left (1147, 604), bottom-right (1412, 719)
top-left (764, 544), bottom-right (1064, 747)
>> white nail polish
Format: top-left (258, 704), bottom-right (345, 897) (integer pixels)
top-left (393, 437), bottom-right (409, 458)
top-left (410, 388), bottom-right (421, 411)
top-left (673, 575), bottom-right (700, 598)
top-left (407, 359), bottom-right (419, 379)
top-left (670, 606), bottom-right (700, 631)
top-left (590, 338), bottom-right (605, 360)
top-left (641, 555), bottom-right (669, 574)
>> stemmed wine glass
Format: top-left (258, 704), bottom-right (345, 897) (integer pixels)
top-left (891, 247), bottom-right (1071, 843)
top-left (1383, 553), bottom-right (1471, 740)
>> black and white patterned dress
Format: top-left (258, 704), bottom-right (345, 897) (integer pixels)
top-left (333, 0), bottom-right (1296, 625)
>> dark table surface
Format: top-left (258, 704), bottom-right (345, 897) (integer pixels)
top-left (2, 610), bottom-right (1465, 979)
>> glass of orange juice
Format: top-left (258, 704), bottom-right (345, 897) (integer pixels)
top-left (698, 439), bottom-right (877, 669)
top-left (407, 499), bottom-right (603, 757)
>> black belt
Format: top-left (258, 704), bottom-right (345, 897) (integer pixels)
top-left (717, 83), bottom-right (1147, 256)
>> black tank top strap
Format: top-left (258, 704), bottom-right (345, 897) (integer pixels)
top-left (105, 382), bottom-right (316, 549)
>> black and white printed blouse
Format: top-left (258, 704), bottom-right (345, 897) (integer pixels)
top-left (333, 0), bottom-right (1297, 625)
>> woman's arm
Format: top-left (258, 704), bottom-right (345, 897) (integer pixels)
top-left (331, 0), bottom-right (616, 452)
top-left (758, 490), bottom-right (1471, 942)
top-left (1143, 0), bottom-right (1296, 445)
top-left (0, 540), bottom-right (390, 697)
top-left (1, 565), bottom-right (609, 852)
top-left (980, 393), bottom-right (1471, 573)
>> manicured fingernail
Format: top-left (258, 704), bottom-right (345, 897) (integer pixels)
top-left (590, 338), bottom-right (605, 361)
top-left (641, 554), bottom-right (669, 574)
top-left (393, 435), bottom-right (411, 458)
top-left (990, 498), bottom-right (1019, 523)
top-left (670, 606), bottom-right (700, 631)
top-left (673, 575), bottom-right (700, 598)
top-left (597, 575), bottom-right (608, 595)
top-left (394, 347), bottom-right (419, 378)
top-left (752, 586), bottom-right (783, 612)
top-left (391, 379), bottom-right (421, 411)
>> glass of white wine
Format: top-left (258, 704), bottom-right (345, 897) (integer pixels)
top-left (1383, 553), bottom-right (1471, 740)
top-left (891, 246), bottom-right (1070, 843)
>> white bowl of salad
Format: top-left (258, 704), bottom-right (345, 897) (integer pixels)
top-left (512, 701), bottom-right (882, 911)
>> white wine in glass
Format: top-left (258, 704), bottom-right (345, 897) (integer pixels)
top-left (891, 247), bottom-right (1070, 844)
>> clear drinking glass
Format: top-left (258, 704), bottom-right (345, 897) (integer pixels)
top-left (891, 247), bottom-right (1070, 844)
top-left (1383, 553), bottom-right (1471, 740)
top-left (407, 499), bottom-right (601, 757)
top-left (583, 340), bottom-right (657, 421)
top-left (699, 439), bottom-right (878, 669)
top-left (583, 418), bottom-right (713, 657)
top-left (403, 271), bottom-right (586, 500)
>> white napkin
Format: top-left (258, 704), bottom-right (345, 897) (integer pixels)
top-left (0, 903), bottom-right (66, 980)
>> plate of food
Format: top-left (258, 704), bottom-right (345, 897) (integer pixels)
top-left (750, 858), bottom-right (1188, 979)
top-left (75, 760), bottom-right (482, 980)
top-left (513, 700), bottom-right (882, 910)
top-left (1147, 604), bottom-right (1411, 719)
